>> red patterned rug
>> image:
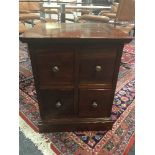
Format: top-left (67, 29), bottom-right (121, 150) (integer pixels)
top-left (19, 42), bottom-right (135, 155)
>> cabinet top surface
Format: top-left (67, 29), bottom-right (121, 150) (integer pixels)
top-left (20, 23), bottom-right (132, 40)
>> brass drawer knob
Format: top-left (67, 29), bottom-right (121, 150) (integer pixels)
top-left (95, 65), bottom-right (102, 72)
top-left (55, 101), bottom-right (62, 108)
top-left (92, 101), bottom-right (98, 108)
top-left (52, 66), bottom-right (59, 72)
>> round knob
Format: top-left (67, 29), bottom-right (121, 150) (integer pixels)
top-left (55, 101), bottom-right (62, 108)
top-left (92, 101), bottom-right (98, 108)
top-left (95, 65), bottom-right (102, 72)
top-left (52, 66), bottom-right (59, 72)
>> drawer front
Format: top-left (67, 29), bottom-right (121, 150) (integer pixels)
top-left (39, 89), bottom-right (74, 118)
top-left (79, 48), bottom-right (117, 85)
top-left (79, 89), bottom-right (113, 117)
top-left (35, 50), bottom-right (74, 86)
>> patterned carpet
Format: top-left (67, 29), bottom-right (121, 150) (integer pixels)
top-left (19, 42), bottom-right (135, 155)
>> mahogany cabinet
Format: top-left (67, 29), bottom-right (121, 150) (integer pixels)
top-left (20, 23), bottom-right (132, 132)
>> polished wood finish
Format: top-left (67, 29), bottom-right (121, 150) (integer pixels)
top-left (78, 46), bottom-right (117, 86)
top-left (20, 23), bottom-right (132, 132)
top-left (35, 49), bottom-right (74, 87)
top-left (38, 117), bottom-right (114, 132)
top-left (79, 89), bottom-right (113, 117)
top-left (20, 23), bottom-right (132, 39)
top-left (39, 89), bottom-right (74, 119)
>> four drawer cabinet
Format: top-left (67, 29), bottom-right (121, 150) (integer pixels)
top-left (20, 23), bottom-right (132, 132)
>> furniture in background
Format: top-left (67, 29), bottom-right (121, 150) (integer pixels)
top-left (20, 23), bottom-right (132, 132)
top-left (82, 0), bottom-right (111, 15)
top-left (19, 2), bottom-right (44, 26)
top-left (42, 8), bottom-right (59, 21)
top-left (77, 1), bottom-right (118, 22)
top-left (43, 3), bottom-right (111, 23)
top-left (112, 0), bottom-right (135, 35)
top-left (78, 0), bottom-right (135, 35)
top-left (99, 2), bottom-right (119, 19)
top-left (19, 1), bottom-right (58, 33)
top-left (19, 22), bottom-right (27, 34)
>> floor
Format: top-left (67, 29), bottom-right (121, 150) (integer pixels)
top-left (19, 131), bottom-right (135, 155)
top-left (19, 131), bottom-right (43, 155)
top-left (129, 144), bottom-right (135, 155)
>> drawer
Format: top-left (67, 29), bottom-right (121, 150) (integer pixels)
top-left (79, 89), bottom-right (113, 117)
top-left (35, 50), bottom-right (74, 87)
top-left (79, 48), bottom-right (117, 85)
top-left (39, 89), bottom-right (74, 118)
